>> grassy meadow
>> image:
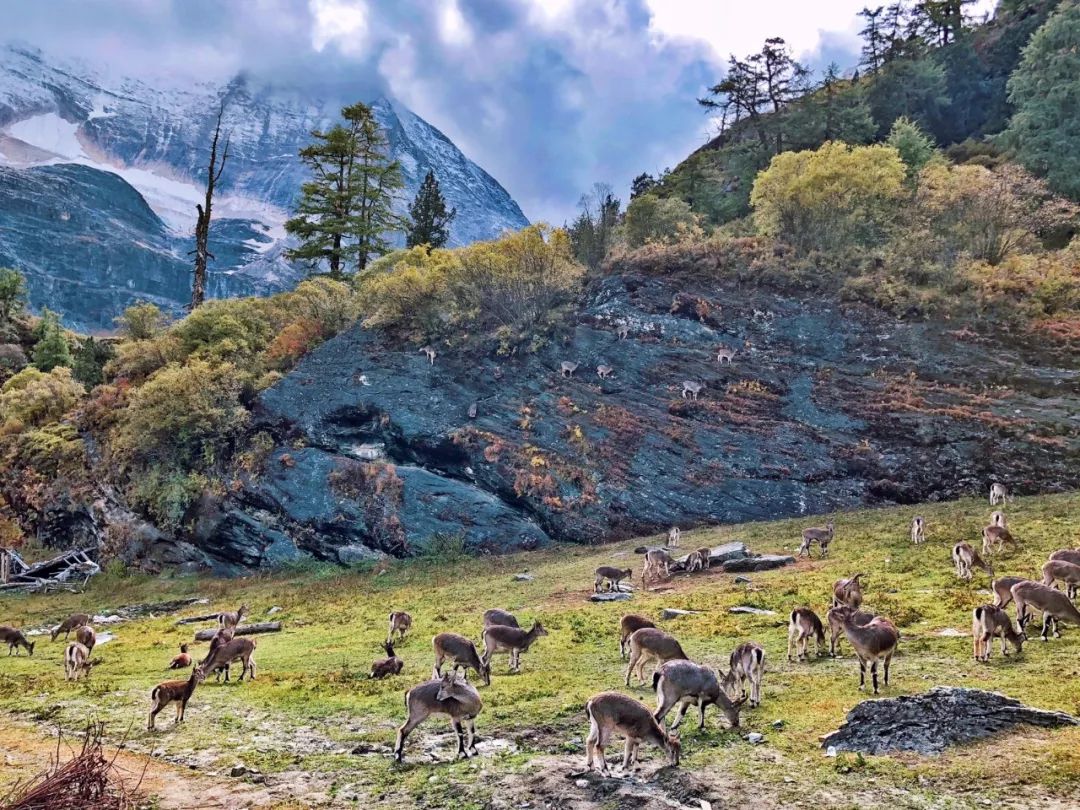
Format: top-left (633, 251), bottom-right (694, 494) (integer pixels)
top-left (2, 493), bottom-right (1080, 808)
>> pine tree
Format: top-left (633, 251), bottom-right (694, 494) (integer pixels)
top-left (406, 170), bottom-right (456, 249)
top-left (285, 102), bottom-right (404, 278)
top-left (31, 309), bottom-right (72, 372)
top-left (1006, 1), bottom-right (1080, 200)
top-left (858, 6), bottom-right (887, 73)
top-left (630, 173), bottom-right (657, 199)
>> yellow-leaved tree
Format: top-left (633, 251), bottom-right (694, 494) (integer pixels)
top-left (750, 141), bottom-right (906, 253)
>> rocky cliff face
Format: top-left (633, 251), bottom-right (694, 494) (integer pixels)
top-left (174, 274), bottom-right (1080, 574)
top-left (0, 45), bottom-right (530, 330)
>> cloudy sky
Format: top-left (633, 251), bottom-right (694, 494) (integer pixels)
top-left (8, 0), bottom-right (994, 223)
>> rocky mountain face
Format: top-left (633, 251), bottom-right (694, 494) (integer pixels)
top-left (0, 45), bottom-right (529, 330)
top-left (143, 273), bottom-right (1080, 575)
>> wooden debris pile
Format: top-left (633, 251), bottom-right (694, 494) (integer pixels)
top-left (1, 723), bottom-right (142, 810)
top-left (0, 547), bottom-right (100, 592)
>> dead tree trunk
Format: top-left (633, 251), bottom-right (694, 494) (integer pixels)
top-left (190, 102), bottom-right (230, 310)
top-left (193, 622), bottom-right (281, 641)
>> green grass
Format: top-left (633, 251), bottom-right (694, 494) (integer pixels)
top-left (3, 493), bottom-right (1080, 808)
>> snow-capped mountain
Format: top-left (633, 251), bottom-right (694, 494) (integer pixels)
top-left (0, 45), bottom-right (529, 330)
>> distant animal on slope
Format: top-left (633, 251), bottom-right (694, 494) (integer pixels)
top-left (799, 522), bottom-right (835, 557)
top-left (75, 625), bottom-right (96, 653)
top-left (832, 574), bottom-right (864, 608)
top-left (1042, 559), bottom-right (1080, 600)
top-left (1012, 581), bottom-right (1080, 641)
top-left (371, 641), bottom-right (404, 679)
top-left (667, 526), bottom-right (681, 547)
top-left (51, 613), bottom-right (90, 642)
top-left (681, 380), bottom-right (703, 400)
top-left (715, 346), bottom-right (736, 364)
top-left (652, 659), bottom-right (744, 731)
top-left (0, 626), bottom-right (34, 656)
top-left (481, 621), bottom-right (548, 674)
top-left (787, 607), bottom-right (826, 661)
top-left (419, 345), bottom-right (437, 365)
top-left (483, 609), bottom-right (520, 629)
top-left (597, 364), bottom-right (615, 379)
top-left (910, 516), bottom-right (925, 544)
top-left (148, 667), bottom-right (205, 730)
top-left (432, 633), bottom-right (490, 686)
top-left (594, 566), bottom-right (632, 593)
top-left (953, 542), bottom-right (993, 581)
top-left (217, 604), bottom-right (248, 631)
top-left (991, 576), bottom-right (1029, 609)
top-left (983, 517), bottom-right (1015, 556)
top-left (387, 611), bottom-right (412, 644)
top-left (585, 691), bottom-right (680, 775)
top-left (972, 604), bottom-right (1025, 661)
top-left (721, 642), bottom-right (765, 708)
top-left (839, 612), bottom-right (899, 694)
top-left (560, 361), bottom-right (579, 378)
top-left (685, 547), bottom-right (711, 573)
top-left (168, 643), bottom-right (192, 670)
top-left (618, 614), bottom-right (657, 660)
top-left (641, 549), bottom-right (673, 586)
top-left (394, 672), bottom-right (482, 763)
top-left (64, 642), bottom-right (94, 682)
top-left (989, 482), bottom-right (1008, 506)
top-left (625, 628), bottom-right (688, 687)
top-left (827, 605), bottom-right (875, 657)
top-left (197, 637), bottom-right (257, 683)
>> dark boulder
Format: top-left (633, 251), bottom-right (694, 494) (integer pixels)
top-left (822, 687), bottom-right (1078, 755)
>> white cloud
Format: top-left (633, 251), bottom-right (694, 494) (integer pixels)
top-left (309, 0), bottom-right (369, 55)
top-left (438, 0), bottom-right (473, 47)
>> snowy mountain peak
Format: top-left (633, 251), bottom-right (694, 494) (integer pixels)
top-left (0, 43), bottom-right (530, 330)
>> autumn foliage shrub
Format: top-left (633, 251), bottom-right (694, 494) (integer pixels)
top-left (357, 224), bottom-right (585, 347)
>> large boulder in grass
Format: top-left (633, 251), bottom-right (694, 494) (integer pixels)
top-left (822, 687), bottom-right (1078, 756)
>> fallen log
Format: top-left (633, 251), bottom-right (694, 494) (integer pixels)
top-left (175, 612), bottom-right (222, 626)
top-left (193, 622), bottom-right (282, 641)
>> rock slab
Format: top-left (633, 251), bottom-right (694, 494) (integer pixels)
top-left (821, 687), bottom-right (1078, 755)
top-left (723, 554), bottom-right (796, 573)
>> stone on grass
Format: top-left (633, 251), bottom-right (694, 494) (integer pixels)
top-left (514, 573), bottom-right (534, 582)
top-left (747, 733), bottom-right (765, 744)
top-left (661, 608), bottom-right (700, 619)
top-left (722, 554), bottom-right (796, 573)
top-left (734, 576), bottom-right (752, 585)
top-left (590, 592), bottom-right (633, 602)
top-left (729, 606), bottom-right (776, 616)
top-left (821, 687), bottom-right (1078, 755)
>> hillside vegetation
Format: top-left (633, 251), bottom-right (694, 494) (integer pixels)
top-left (2, 493), bottom-right (1080, 808)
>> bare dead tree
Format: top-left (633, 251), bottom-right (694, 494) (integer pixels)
top-left (190, 102), bottom-right (230, 310)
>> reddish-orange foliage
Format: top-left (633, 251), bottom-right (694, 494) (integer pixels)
top-left (265, 318), bottom-right (323, 364)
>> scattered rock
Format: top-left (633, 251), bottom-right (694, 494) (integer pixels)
top-left (771, 720), bottom-right (785, 729)
top-left (747, 733), bottom-right (765, 745)
top-left (337, 545), bottom-right (387, 565)
top-left (722, 554), bottom-right (796, 573)
top-left (821, 687), bottom-right (1078, 755)
top-left (267, 606), bottom-right (282, 615)
top-left (230, 766), bottom-right (249, 778)
top-left (513, 573), bottom-right (534, 582)
top-left (734, 576), bottom-right (752, 585)
top-left (729, 606), bottom-right (776, 616)
top-left (937, 628), bottom-right (965, 637)
top-left (575, 779), bottom-right (589, 788)
top-left (661, 608), bottom-right (700, 619)
top-left (351, 742), bottom-right (392, 756)
top-left (590, 592), bottom-right (633, 602)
